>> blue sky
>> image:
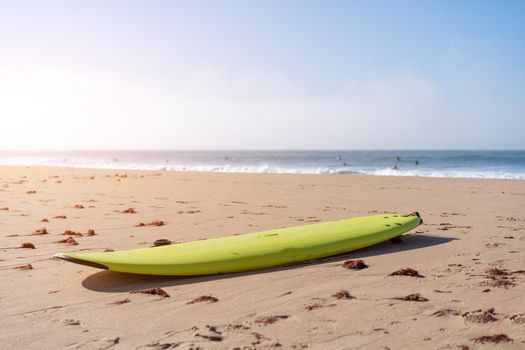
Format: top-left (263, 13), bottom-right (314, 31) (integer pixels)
top-left (0, 0), bottom-right (524, 149)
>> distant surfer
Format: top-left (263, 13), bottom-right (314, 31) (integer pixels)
top-left (342, 162), bottom-right (347, 166)
top-left (415, 160), bottom-right (419, 166)
top-left (394, 155), bottom-right (401, 170)
top-left (336, 155), bottom-right (342, 161)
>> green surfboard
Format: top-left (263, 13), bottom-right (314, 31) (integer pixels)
top-left (55, 212), bottom-right (422, 276)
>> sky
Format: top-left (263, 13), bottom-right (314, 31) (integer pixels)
top-left (0, 0), bottom-right (524, 150)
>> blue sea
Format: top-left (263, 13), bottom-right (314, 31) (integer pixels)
top-left (0, 150), bottom-right (524, 180)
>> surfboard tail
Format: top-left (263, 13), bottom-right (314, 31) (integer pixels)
top-left (54, 253), bottom-right (109, 270)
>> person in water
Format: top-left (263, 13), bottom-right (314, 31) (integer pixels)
top-left (394, 155), bottom-right (401, 170)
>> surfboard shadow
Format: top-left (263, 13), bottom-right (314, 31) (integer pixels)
top-left (81, 234), bottom-right (456, 293)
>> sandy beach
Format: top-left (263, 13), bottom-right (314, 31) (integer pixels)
top-left (0, 166), bottom-right (524, 349)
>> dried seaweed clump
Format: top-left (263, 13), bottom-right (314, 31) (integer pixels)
top-left (389, 268), bottom-right (425, 278)
top-left (26, 190), bottom-right (37, 194)
top-left (41, 218), bottom-right (49, 222)
top-left (305, 302), bottom-right (325, 311)
top-left (74, 204), bottom-right (84, 209)
top-left (33, 227), bottom-right (49, 235)
top-left (332, 289), bottom-right (354, 300)
top-left (485, 267), bottom-right (516, 288)
top-left (54, 215), bottom-right (67, 219)
top-left (15, 264), bottom-right (33, 270)
top-left (130, 288), bottom-right (170, 298)
top-left (492, 279), bottom-right (516, 288)
top-left (486, 267), bottom-right (510, 277)
top-left (187, 295), bottom-right (219, 304)
top-left (19, 242), bottom-right (36, 249)
top-left (255, 315), bottom-right (288, 325)
top-left (149, 220), bottom-right (165, 226)
top-left (86, 229), bottom-right (96, 236)
top-left (462, 308), bottom-right (498, 323)
top-left (111, 298), bottom-right (131, 305)
top-left (342, 259), bottom-right (368, 270)
top-left (0, 207), bottom-right (9, 211)
top-left (395, 293), bottom-right (428, 302)
top-left (472, 334), bottom-right (512, 344)
top-left (122, 207), bottom-right (136, 214)
top-left (137, 220), bottom-right (166, 227)
top-left (152, 239), bottom-right (172, 247)
top-left (62, 230), bottom-right (83, 237)
top-left (54, 237), bottom-right (79, 246)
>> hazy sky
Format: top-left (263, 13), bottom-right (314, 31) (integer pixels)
top-left (1, 0), bottom-right (524, 150)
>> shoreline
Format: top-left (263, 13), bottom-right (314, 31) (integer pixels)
top-left (1, 166), bottom-right (524, 349)
top-left (1, 164), bottom-right (525, 182)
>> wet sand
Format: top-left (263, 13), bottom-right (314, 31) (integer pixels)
top-left (0, 166), bottom-right (524, 349)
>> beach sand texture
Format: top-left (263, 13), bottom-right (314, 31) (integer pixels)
top-left (1, 166), bottom-right (524, 349)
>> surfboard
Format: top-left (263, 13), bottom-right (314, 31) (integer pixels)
top-left (54, 212), bottom-right (422, 275)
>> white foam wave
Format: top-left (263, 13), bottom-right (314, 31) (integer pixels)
top-left (364, 167), bottom-right (525, 180)
top-left (1, 158), bottom-right (524, 180)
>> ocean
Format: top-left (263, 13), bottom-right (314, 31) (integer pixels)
top-left (0, 150), bottom-right (524, 180)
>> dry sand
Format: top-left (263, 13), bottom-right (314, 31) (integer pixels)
top-left (0, 166), bottom-right (524, 349)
